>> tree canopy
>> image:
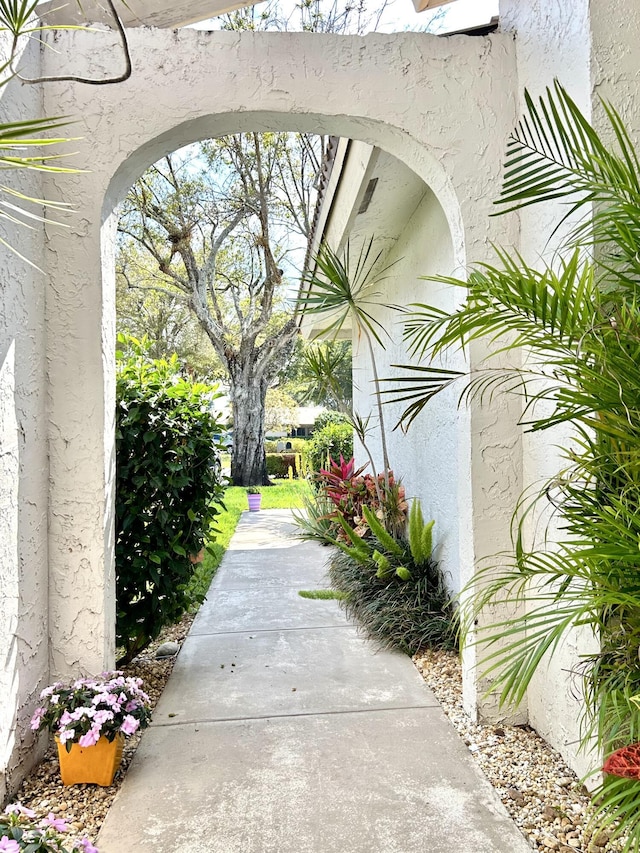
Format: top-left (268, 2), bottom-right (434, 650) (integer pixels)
top-left (118, 132), bottom-right (323, 483)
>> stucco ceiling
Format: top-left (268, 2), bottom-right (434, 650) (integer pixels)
top-left (301, 142), bottom-right (430, 342)
top-left (36, 0), bottom-right (261, 28)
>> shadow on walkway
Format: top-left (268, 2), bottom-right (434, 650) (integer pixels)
top-left (98, 509), bottom-right (530, 853)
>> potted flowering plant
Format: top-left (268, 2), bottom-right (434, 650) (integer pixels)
top-left (0, 803), bottom-right (98, 852)
top-left (30, 671), bottom-right (151, 786)
top-left (246, 487), bottom-right (261, 511)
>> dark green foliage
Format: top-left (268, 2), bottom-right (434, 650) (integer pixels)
top-left (266, 452), bottom-right (297, 478)
top-left (320, 497), bottom-right (455, 652)
top-left (295, 463), bottom-right (453, 652)
top-left (313, 409), bottom-right (351, 431)
top-left (328, 549), bottom-right (456, 654)
top-left (115, 335), bottom-right (226, 662)
top-left (304, 421), bottom-right (353, 474)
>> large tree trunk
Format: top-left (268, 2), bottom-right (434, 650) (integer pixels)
top-left (229, 368), bottom-right (270, 486)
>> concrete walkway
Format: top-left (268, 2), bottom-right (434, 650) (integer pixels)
top-left (98, 510), bottom-right (530, 853)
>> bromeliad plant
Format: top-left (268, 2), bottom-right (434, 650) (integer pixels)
top-left (30, 672), bottom-right (151, 751)
top-left (327, 498), bottom-right (454, 653)
top-left (0, 804), bottom-right (98, 853)
top-left (314, 455), bottom-right (408, 541)
top-left (390, 81), bottom-right (640, 848)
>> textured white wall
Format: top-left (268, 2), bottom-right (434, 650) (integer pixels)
top-left (351, 187), bottom-right (459, 583)
top-left (499, 0), bottom-right (605, 780)
top-left (3, 2), bottom-right (637, 799)
top-left (0, 39), bottom-right (50, 799)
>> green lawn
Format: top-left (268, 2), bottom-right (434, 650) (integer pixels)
top-left (187, 479), bottom-right (310, 602)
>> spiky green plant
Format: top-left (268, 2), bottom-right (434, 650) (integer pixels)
top-left (408, 499), bottom-right (434, 567)
top-left (292, 488), bottom-right (337, 545)
top-left (328, 548), bottom-right (455, 654)
top-left (0, 0), bottom-right (132, 266)
top-left (391, 81), bottom-right (640, 849)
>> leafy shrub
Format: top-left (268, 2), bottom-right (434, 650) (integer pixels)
top-left (313, 410), bottom-right (350, 431)
top-left (115, 335), bottom-right (226, 662)
top-left (315, 456), bottom-right (408, 539)
top-left (266, 452), bottom-right (297, 478)
top-left (305, 422), bottom-right (353, 475)
top-left (295, 475), bottom-right (454, 653)
top-left (329, 549), bottom-right (455, 654)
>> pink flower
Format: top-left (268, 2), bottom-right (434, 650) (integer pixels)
top-left (78, 838), bottom-right (99, 853)
top-left (39, 683), bottom-right (62, 699)
top-left (30, 708), bottom-right (46, 730)
top-left (78, 729), bottom-right (100, 748)
top-left (4, 803), bottom-right (36, 818)
top-left (40, 813), bottom-right (68, 832)
top-left (120, 715), bottom-right (139, 736)
top-left (70, 707), bottom-right (95, 721)
top-left (60, 711), bottom-right (73, 726)
top-left (92, 709), bottom-right (114, 725)
top-left (58, 728), bottom-right (75, 744)
top-left (0, 836), bottom-right (20, 853)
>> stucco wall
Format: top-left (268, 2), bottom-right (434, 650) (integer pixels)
top-left (499, 0), bottom-right (600, 781)
top-left (0, 40), bottom-right (50, 799)
top-left (352, 185), bottom-right (461, 592)
top-left (1, 3), bottom-right (634, 795)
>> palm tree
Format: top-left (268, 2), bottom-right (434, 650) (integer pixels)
top-left (391, 82), bottom-right (640, 849)
top-left (298, 239), bottom-right (393, 480)
top-left (0, 0), bottom-right (131, 266)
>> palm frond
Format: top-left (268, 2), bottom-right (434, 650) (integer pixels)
top-left (298, 237), bottom-right (394, 347)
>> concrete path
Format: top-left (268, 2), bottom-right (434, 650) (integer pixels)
top-left (98, 510), bottom-right (530, 853)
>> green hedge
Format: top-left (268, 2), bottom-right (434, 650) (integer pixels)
top-left (304, 422), bottom-right (353, 474)
top-left (266, 452), bottom-right (298, 478)
top-left (115, 335), bottom-right (226, 662)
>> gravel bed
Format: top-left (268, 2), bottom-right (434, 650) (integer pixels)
top-left (8, 613), bottom-right (195, 846)
top-left (413, 649), bottom-right (621, 853)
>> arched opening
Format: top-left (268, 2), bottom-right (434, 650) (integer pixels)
top-left (41, 33), bottom-right (521, 743)
top-left (103, 116), bottom-right (464, 659)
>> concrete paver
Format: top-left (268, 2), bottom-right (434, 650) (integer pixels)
top-left (190, 586), bottom-right (346, 633)
top-left (151, 627), bottom-right (439, 724)
top-left (98, 509), bottom-right (531, 853)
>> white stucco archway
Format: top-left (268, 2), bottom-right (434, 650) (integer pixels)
top-left (40, 29), bottom-right (521, 726)
top-left (6, 0), bottom-right (640, 800)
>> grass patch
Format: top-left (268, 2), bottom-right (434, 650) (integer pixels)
top-left (187, 479), bottom-right (311, 601)
top-left (298, 589), bottom-right (347, 600)
top-left (259, 479), bottom-right (311, 508)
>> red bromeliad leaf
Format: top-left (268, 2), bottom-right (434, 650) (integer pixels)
top-left (603, 744), bottom-right (640, 779)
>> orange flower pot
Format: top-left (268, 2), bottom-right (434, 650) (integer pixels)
top-left (56, 733), bottom-right (124, 786)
